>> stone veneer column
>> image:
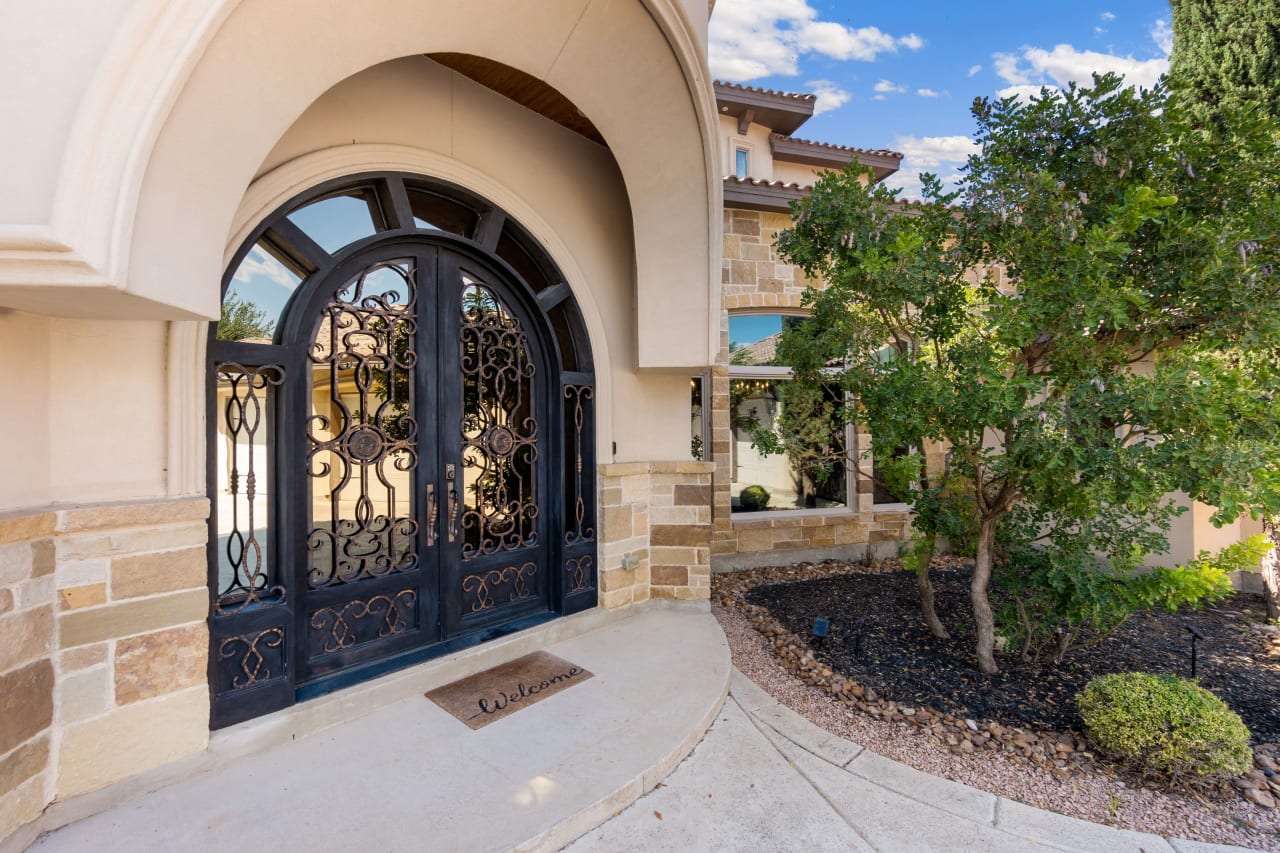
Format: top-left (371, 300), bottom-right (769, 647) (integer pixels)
top-left (0, 513), bottom-right (56, 844)
top-left (598, 462), bottom-right (713, 607)
top-left (0, 497), bottom-right (212, 847)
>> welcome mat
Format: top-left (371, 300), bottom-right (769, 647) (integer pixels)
top-left (425, 651), bottom-right (594, 729)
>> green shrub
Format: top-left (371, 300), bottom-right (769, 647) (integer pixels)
top-left (739, 485), bottom-right (770, 512)
top-left (1077, 672), bottom-right (1251, 777)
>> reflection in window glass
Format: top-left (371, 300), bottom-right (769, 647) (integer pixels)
top-left (730, 378), bottom-right (846, 512)
top-left (286, 191), bottom-right (380, 254)
top-left (735, 148), bottom-right (749, 179)
top-left (214, 364), bottom-right (283, 607)
top-left (407, 189), bottom-right (478, 236)
top-left (690, 377), bottom-right (705, 460)
top-left (219, 242), bottom-right (301, 342)
top-left (728, 314), bottom-right (805, 366)
top-left (496, 230), bottom-right (551, 292)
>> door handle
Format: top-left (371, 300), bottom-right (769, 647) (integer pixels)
top-left (425, 483), bottom-right (438, 547)
top-left (445, 463), bottom-right (458, 543)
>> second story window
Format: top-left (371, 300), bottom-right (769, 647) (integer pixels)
top-left (735, 148), bottom-right (749, 179)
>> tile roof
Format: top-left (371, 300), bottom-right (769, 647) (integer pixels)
top-left (772, 134), bottom-right (903, 161)
top-left (713, 80), bottom-right (817, 103)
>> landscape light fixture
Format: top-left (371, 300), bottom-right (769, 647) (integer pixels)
top-left (811, 617), bottom-right (830, 648)
top-left (1185, 623), bottom-right (1206, 678)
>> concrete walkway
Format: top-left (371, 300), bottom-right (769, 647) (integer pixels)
top-left (28, 603), bottom-right (1255, 853)
top-left (568, 670), bottom-right (1254, 853)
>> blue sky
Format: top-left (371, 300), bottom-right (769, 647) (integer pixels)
top-left (709, 0), bottom-right (1173, 198)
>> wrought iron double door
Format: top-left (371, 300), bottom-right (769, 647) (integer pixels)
top-left (294, 242), bottom-right (552, 687)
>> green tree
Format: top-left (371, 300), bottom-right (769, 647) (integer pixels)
top-left (1170, 0), bottom-right (1280, 125)
top-left (217, 294), bottom-right (275, 342)
top-left (1169, 0), bottom-right (1280, 617)
top-left (774, 74), bottom-right (1280, 674)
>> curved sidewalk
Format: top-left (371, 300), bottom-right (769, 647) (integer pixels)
top-left (568, 669), bottom-right (1255, 853)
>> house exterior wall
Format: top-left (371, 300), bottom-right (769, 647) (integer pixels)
top-left (0, 1), bottom-right (720, 846)
top-left (711, 208), bottom-right (918, 569)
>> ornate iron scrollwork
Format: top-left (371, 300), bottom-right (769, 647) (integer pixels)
top-left (306, 261), bottom-right (420, 588)
top-left (458, 277), bottom-right (540, 559)
top-left (461, 562), bottom-right (538, 612)
top-left (565, 555), bottom-right (593, 593)
top-left (215, 363), bottom-right (287, 615)
top-left (217, 627), bottom-right (286, 690)
top-left (308, 589), bottom-right (418, 656)
top-left (563, 385), bottom-right (594, 545)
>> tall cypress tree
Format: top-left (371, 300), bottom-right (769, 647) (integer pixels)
top-left (1169, 0), bottom-right (1280, 122)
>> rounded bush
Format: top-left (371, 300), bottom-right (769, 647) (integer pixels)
top-left (1077, 672), bottom-right (1251, 777)
top-left (739, 485), bottom-right (771, 512)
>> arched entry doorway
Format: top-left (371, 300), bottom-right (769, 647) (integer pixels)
top-left (207, 173), bottom-right (597, 728)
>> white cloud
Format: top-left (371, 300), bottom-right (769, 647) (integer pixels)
top-left (873, 94), bottom-right (887, 101)
top-left (234, 246), bottom-right (296, 289)
top-left (874, 79), bottom-right (907, 94)
top-left (1151, 18), bottom-right (1173, 55)
top-left (968, 64), bottom-right (982, 77)
top-left (708, 0), bottom-right (924, 81)
top-left (806, 79), bottom-right (852, 115)
top-left (879, 134), bottom-right (979, 199)
top-left (993, 28), bottom-right (1170, 101)
top-left (1100, 11), bottom-right (1116, 22)
top-left (916, 88), bottom-right (940, 98)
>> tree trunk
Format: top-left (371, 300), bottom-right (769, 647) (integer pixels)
top-left (971, 515), bottom-right (999, 674)
top-left (915, 536), bottom-right (950, 639)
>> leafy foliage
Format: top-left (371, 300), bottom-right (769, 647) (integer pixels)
top-left (1170, 0), bottom-right (1280, 125)
top-left (772, 73), bottom-right (1280, 674)
top-left (217, 294), bottom-right (275, 342)
top-left (739, 484), bottom-right (771, 512)
top-left (997, 536), bottom-right (1269, 664)
top-left (1078, 672), bottom-right (1252, 777)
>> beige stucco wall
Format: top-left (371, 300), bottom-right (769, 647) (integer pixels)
top-left (0, 0), bottom-right (720, 377)
top-left (0, 313), bottom-right (168, 514)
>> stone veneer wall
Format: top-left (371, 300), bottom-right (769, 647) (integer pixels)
top-left (598, 462), bottom-right (714, 606)
top-left (0, 498), bottom-right (210, 847)
top-left (713, 207), bottom-right (917, 568)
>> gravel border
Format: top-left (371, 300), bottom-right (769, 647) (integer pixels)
top-left (714, 566), bottom-right (1280, 851)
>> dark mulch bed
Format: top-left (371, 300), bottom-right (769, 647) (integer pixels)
top-left (747, 563), bottom-right (1280, 742)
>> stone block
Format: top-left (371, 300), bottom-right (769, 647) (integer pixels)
top-left (14, 575), bottom-right (54, 609)
top-left (735, 527), bottom-right (774, 552)
top-left (56, 498), bottom-right (209, 534)
top-left (0, 589), bottom-right (11, 616)
top-left (57, 557), bottom-right (109, 587)
top-left (0, 512), bottom-right (55, 546)
top-left (0, 543), bottom-right (32, 586)
top-left (673, 485), bottom-right (711, 506)
top-left (602, 505), bottom-right (633, 544)
top-left (649, 585), bottom-right (677, 599)
top-left (648, 546), bottom-right (699, 566)
top-left (57, 687), bottom-right (208, 798)
top-left (650, 524), bottom-right (709, 548)
top-left (59, 666), bottom-right (111, 724)
top-left (599, 568), bottom-right (636, 593)
top-left (0, 735), bottom-right (47, 799)
top-left (599, 587), bottom-right (634, 610)
top-left (57, 522), bottom-right (207, 562)
top-left (0, 775), bottom-right (45, 846)
top-left (58, 642), bottom-right (109, 673)
top-left (115, 623), bottom-right (207, 705)
top-left (0, 660), bottom-right (53, 755)
top-left (0, 606), bottom-right (53, 674)
top-left (30, 539), bottom-right (53, 578)
top-left (59, 588), bottom-right (206, 648)
top-left (651, 565), bottom-right (688, 586)
top-left (730, 211), bottom-right (761, 236)
top-left (742, 241), bottom-right (771, 262)
top-left (600, 487), bottom-right (622, 508)
top-left (110, 546), bottom-right (205, 600)
top-left (60, 582), bottom-right (107, 611)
